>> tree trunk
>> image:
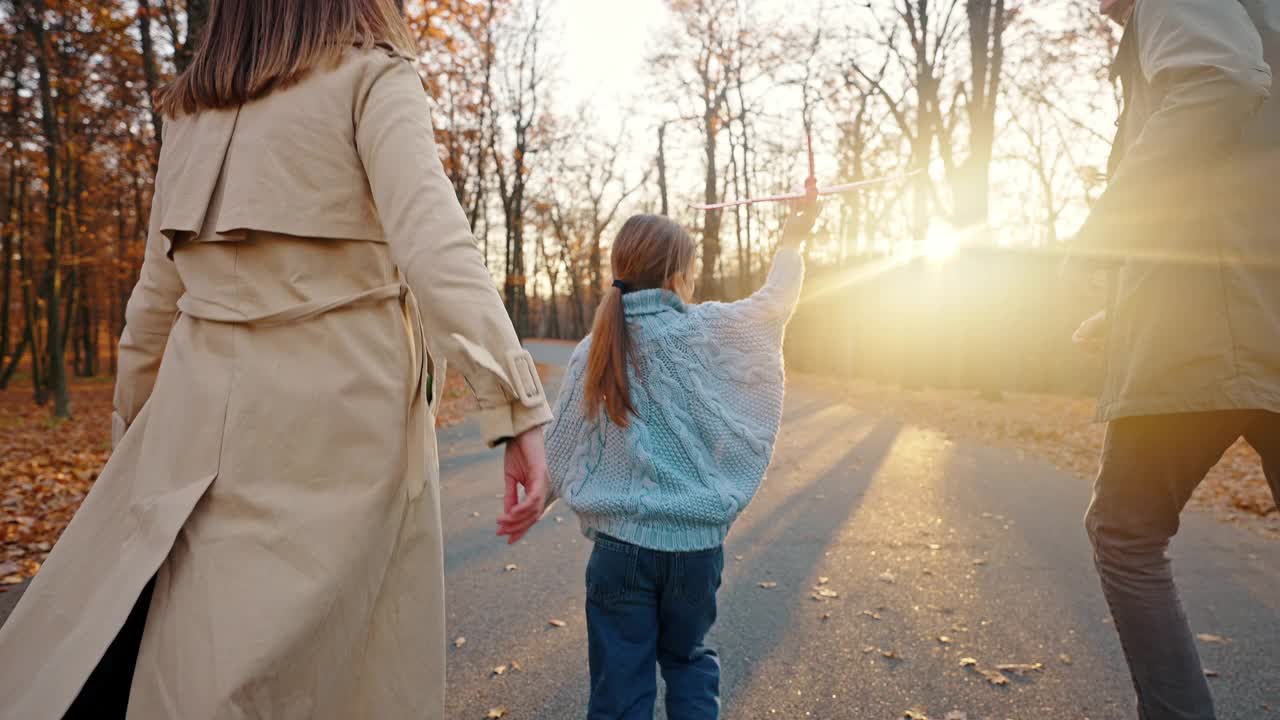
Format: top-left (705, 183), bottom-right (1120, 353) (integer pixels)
top-left (569, 270), bottom-right (586, 337)
top-left (60, 149), bottom-right (82, 366)
top-left (175, 0), bottom-right (209, 72)
top-left (2, 180), bottom-right (32, 392)
top-left (1, 162), bottom-right (15, 362)
top-left (657, 123), bottom-right (670, 217)
top-left (728, 130), bottom-right (745, 297)
top-left (735, 73), bottom-right (754, 286)
top-left (701, 108), bottom-right (722, 299)
top-left (18, 225), bottom-right (46, 403)
top-left (84, 279), bottom-right (97, 376)
top-left (588, 227), bottom-right (602, 312)
top-left (137, 0), bottom-right (164, 162)
top-left (957, 0), bottom-right (1005, 229)
top-left (0, 336), bottom-right (28, 389)
top-left (28, 0), bottom-right (70, 418)
top-left (545, 266), bottom-right (560, 339)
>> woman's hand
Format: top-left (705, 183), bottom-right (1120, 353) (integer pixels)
top-left (1073, 310), bottom-right (1108, 354)
top-left (496, 426), bottom-right (550, 545)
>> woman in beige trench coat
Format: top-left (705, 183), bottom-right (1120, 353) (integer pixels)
top-left (0, 0), bottom-right (553, 717)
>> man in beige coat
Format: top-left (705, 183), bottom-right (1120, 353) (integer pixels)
top-left (0, 1), bottom-right (552, 718)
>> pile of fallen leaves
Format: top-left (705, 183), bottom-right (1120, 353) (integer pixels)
top-left (804, 375), bottom-right (1278, 539)
top-left (0, 381), bottom-right (114, 586)
top-left (1, 371), bottom-right (478, 585)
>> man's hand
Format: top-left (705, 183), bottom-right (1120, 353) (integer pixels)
top-left (1073, 310), bottom-right (1108, 355)
top-left (496, 426), bottom-right (549, 545)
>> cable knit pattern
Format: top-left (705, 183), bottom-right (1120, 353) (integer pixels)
top-left (546, 248), bottom-right (805, 551)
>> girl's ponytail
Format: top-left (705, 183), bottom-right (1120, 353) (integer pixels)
top-left (582, 214), bottom-right (695, 428)
top-left (584, 284), bottom-right (634, 426)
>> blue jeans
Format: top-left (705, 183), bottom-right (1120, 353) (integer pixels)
top-left (585, 535), bottom-right (724, 720)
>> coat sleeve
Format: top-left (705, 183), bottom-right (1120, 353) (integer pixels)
top-left (1073, 0), bottom-right (1271, 256)
top-left (113, 180), bottom-right (184, 448)
top-left (355, 56), bottom-right (552, 446)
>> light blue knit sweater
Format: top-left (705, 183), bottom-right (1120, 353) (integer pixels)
top-left (545, 248), bottom-right (805, 551)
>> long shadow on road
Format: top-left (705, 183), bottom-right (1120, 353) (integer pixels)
top-left (717, 417), bottom-right (903, 716)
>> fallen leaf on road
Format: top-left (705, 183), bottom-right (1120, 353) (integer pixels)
top-left (817, 576), bottom-right (830, 585)
top-left (1196, 633), bottom-right (1231, 645)
top-left (959, 657), bottom-right (977, 667)
top-left (510, 660), bottom-right (523, 672)
top-left (491, 665), bottom-right (507, 677)
top-left (486, 707), bottom-right (508, 719)
top-left (860, 610), bottom-right (882, 620)
top-left (878, 571), bottom-right (896, 584)
top-left (903, 709), bottom-right (928, 720)
top-left (862, 646), bottom-right (876, 654)
top-left (548, 619), bottom-right (566, 628)
top-left (504, 564), bottom-right (519, 573)
top-left (758, 581), bottom-right (778, 589)
top-left (880, 649), bottom-right (898, 659)
top-left (937, 636), bottom-right (954, 644)
top-left (813, 587), bottom-right (839, 599)
top-left (977, 668), bottom-right (1009, 686)
top-left (995, 663), bottom-right (1043, 675)
top-left (453, 637), bottom-right (467, 649)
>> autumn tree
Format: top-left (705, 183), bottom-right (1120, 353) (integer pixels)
top-left (952, 0), bottom-right (1009, 230)
top-left (651, 0), bottom-right (743, 299)
top-left (410, 0), bottom-right (507, 247)
top-left (488, 0), bottom-right (554, 336)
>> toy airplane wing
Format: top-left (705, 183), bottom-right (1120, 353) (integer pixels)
top-left (689, 171), bottom-right (921, 211)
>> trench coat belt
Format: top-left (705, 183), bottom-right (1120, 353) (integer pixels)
top-left (175, 282), bottom-right (429, 405)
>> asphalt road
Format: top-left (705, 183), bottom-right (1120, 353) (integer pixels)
top-left (3, 340), bottom-right (1276, 719)
top-left (441, 341), bottom-right (1278, 720)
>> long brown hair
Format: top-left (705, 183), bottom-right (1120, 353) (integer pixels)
top-left (156, 0), bottom-right (415, 116)
top-left (584, 215), bottom-right (696, 427)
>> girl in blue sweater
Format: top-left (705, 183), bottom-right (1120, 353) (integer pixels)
top-left (543, 204), bottom-right (816, 719)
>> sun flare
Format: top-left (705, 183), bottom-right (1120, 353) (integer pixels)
top-left (923, 221), bottom-right (961, 264)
